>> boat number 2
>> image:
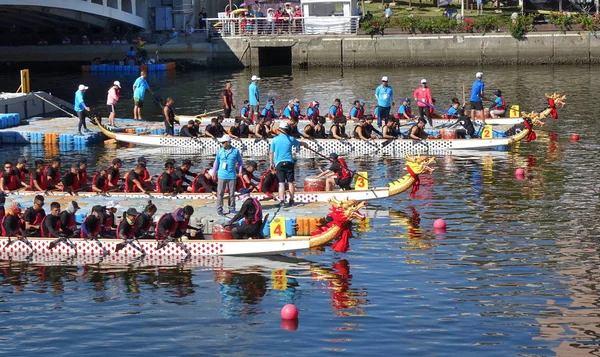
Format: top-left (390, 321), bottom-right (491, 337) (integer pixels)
top-left (481, 125), bottom-right (493, 139)
top-left (354, 172), bottom-right (369, 190)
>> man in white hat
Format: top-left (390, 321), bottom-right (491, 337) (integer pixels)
top-left (248, 75), bottom-right (261, 122)
top-left (374, 76), bottom-right (394, 127)
top-left (269, 122), bottom-right (308, 207)
top-left (413, 78), bottom-right (433, 127)
top-left (212, 134), bottom-right (243, 216)
top-left (470, 72), bottom-right (488, 122)
top-left (106, 81), bottom-right (121, 127)
top-left (74, 84), bottom-right (91, 135)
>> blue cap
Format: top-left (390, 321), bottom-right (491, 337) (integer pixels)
top-left (268, 98), bottom-right (275, 103)
top-left (239, 188), bottom-right (251, 195)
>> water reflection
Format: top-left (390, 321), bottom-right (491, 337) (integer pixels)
top-left (389, 207), bottom-right (435, 253)
top-left (311, 259), bottom-right (368, 317)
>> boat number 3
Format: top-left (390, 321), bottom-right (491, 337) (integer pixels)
top-left (354, 172), bottom-right (369, 190)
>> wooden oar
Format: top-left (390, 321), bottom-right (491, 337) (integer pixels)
top-left (175, 109), bottom-right (224, 122)
top-left (302, 145), bottom-right (369, 182)
top-left (33, 93), bottom-right (77, 118)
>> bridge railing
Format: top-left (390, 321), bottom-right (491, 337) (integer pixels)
top-left (202, 16), bottom-right (360, 39)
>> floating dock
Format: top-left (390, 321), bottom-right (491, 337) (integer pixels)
top-left (0, 116), bottom-right (103, 147)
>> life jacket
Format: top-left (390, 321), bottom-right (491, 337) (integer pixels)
top-left (307, 107), bottom-right (320, 119)
top-left (16, 168), bottom-right (26, 183)
top-left (40, 215), bottom-right (62, 238)
top-left (494, 96), bottom-right (506, 111)
top-left (80, 215), bottom-right (102, 238)
top-left (1, 215), bottom-right (20, 236)
top-left (236, 176), bottom-right (248, 191)
top-left (107, 166), bottom-right (120, 186)
top-left (62, 211), bottom-right (77, 231)
top-left (135, 213), bottom-right (153, 232)
top-left (395, 105), bottom-right (412, 119)
top-left (245, 197), bottom-right (262, 225)
top-left (2, 172), bottom-right (19, 190)
top-left (92, 172), bottom-right (109, 192)
top-left (116, 219), bottom-right (136, 240)
top-left (334, 158), bottom-right (352, 180)
top-left (71, 174), bottom-right (81, 191)
top-left (262, 105), bottom-right (276, 119)
top-left (444, 105), bottom-right (459, 119)
top-left (25, 207), bottom-right (45, 226)
top-left (78, 170), bottom-right (88, 188)
top-left (123, 170), bottom-right (140, 193)
top-left (328, 105), bottom-right (343, 120)
top-left (155, 172), bottom-right (174, 193)
top-left (43, 166), bottom-right (59, 183)
top-left (155, 211), bottom-right (188, 240)
top-left (259, 171), bottom-right (278, 193)
top-left (30, 171), bottom-right (47, 190)
top-left (104, 212), bottom-right (114, 230)
top-left (141, 169), bottom-right (150, 182)
top-left (240, 106), bottom-right (250, 118)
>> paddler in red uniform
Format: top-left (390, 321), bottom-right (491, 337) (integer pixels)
top-left (30, 160), bottom-right (47, 191)
top-left (1, 202), bottom-right (24, 238)
top-left (45, 157), bottom-right (63, 190)
top-left (59, 201), bottom-right (79, 236)
top-left (40, 202), bottom-right (66, 238)
top-left (315, 152), bottom-right (353, 191)
top-left (0, 161), bottom-right (22, 193)
top-left (23, 195), bottom-right (46, 236)
top-left (225, 188), bottom-right (264, 239)
top-left (14, 158), bottom-right (30, 190)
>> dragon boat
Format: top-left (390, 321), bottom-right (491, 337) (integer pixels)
top-left (95, 119), bottom-right (530, 157)
top-left (0, 198), bottom-right (366, 259)
top-left (8, 155), bottom-right (436, 203)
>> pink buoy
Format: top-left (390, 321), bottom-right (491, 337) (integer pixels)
top-left (515, 168), bottom-right (525, 176)
top-left (570, 133), bottom-right (579, 142)
top-left (281, 304), bottom-right (299, 320)
top-left (281, 318), bottom-right (299, 331)
top-left (433, 218), bottom-right (446, 231)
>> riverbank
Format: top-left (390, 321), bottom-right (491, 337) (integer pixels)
top-left (1, 32), bottom-right (599, 70)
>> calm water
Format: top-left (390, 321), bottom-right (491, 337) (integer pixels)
top-left (1, 65), bottom-right (599, 356)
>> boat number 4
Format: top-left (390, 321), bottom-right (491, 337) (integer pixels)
top-left (354, 172), bottom-right (369, 190)
top-left (270, 217), bottom-right (287, 238)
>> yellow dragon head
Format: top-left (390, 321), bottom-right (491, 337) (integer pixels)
top-left (522, 111), bottom-right (546, 127)
top-left (545, 92), bottom-right (567, 107)
top-left (327, 198), bottom-right (367, 222)
top-left (404, 154), bottom-right (436, 175)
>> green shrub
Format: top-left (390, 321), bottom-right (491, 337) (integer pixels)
top-left (508, 14), bottom-right (536, 39)
top-left (361, 17), bottom-right (387, 37)
top-left (395, 15), bottom-right (420, 34)
top-left (549, 12), bottom-right (573, 33)
top-left (474, 14), bottom-right (502, 34)
top-left (574, 13), bottom-right (600, 32)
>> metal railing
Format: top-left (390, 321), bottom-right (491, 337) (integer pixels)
top-left (203, 16), bottom-right (360, 38)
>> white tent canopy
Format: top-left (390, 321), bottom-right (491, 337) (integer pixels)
top-left (300, 0), bottom-right (359, 34)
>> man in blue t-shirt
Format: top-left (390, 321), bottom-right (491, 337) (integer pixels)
top-left (374, 76), bottom-right (394, 127)
top-left (470, 72), bottom-right (488, 121)
top-left (132, 71), bottom-right (154, 120)
top-left (74, 84), bottom-right (91, 135)
top-left (212, 134), bottom-right (243, 216)
top-left (269, 122), bottom-right (308, 207)
top-left (248, 75), bottom-right (261, 122)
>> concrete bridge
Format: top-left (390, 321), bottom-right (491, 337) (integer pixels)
top-left (0, 0), bottom-right (148, 33)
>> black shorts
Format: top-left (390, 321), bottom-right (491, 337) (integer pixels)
top-left (335, 177), bottom-right (352, 190)
top-left (134, 98), bottom-right (144, 108)
top-left (470, 101), bottom-right (483, 111)
top-left (77, 111), bottom-right (86, 121)
top-left (276, 161), bottom-right (295, 183)
top-left (107, 104), bottom-right (116, 113)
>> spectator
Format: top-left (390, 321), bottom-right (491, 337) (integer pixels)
top-left (198, 8), bottom-right (208, 29)
top-left (293, 6), bottom-right (303, 33)
top-left (267, 8), bottom-right (276, 34)
top-left (126, 46), bottom-right (137, 64)
top-left (384, 4), bottom-right (393, 19)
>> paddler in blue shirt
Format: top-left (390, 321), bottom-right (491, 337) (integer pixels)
top-left (240, 100), bottom-right (251, 119)
top-left (248, 75), bottom-right (261, 122)
top-left (292, 99), bottom-right (301, 119)
top-left (307, 101), bottom-right (320, 119)
top-left (374, 76), bottom-right (394, 127)
top-left (328, 99), bottom-right (343, 120)
top-left (348, 100), bottom-right (363, 120)
top-left (282, 100), bottom-right (297, 119)
top-left (261, 98), bottom-right (277, 119)
top-left (469, 72), bottom-right (488, 122)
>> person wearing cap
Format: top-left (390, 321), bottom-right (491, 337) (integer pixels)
top-left (348, 100), bottom-right (364, 121)
top-left (61, 164), bottom-right (81, 193)
top-left (269, 121), bottom-right (309, 207)
top-left (316, 153), bottom-right (353, 191)
top-left (238, 160), bottom-right (260, 192)
top-left (240, 100), bottom-right (251, 119)
top-left (106, 158), bottom-right (122, 191)
top-left (222, 81), bottom-right (235, 118)
top-left (14, 158), bottom-right (30, 190)
top-left (30, 160), bottom-right (47, 191)
top-left (0, 161), bottom-right (21, 193)
top-left (261, 98), bottom-right (277, 119)
top-left (107, 81), bottom-right (121, 127)
top-left (124, 164), bottom-right (150, 193)
top-left (395, 98), bottom-right (413, 120)
top-left (489, 89), bottom-right (506, 118)
top-left (135, 201), bottom-right (157, 237)
top-left (40, 202), bottom-right (66, 238)
top-left (133, 71), bottom-right (154, 120)
top-left (375, 76), bottom-right (394, 127)
top-left (117, 207), bottom-right (140, 241)
top-left (330, 117), bottom-right (349, 140)
top-left (328, 98), bottom-right (343, 121)
top-left (59, 201), bottom-right (80, 236)
top-left (179, 119), bottom-right (199, 137)
top-left (1, 202), bottom-right (24, 238)
top-left (248, 75), bottom-right (261, 122)
top-left (156, 162), bottom-right (178, 194)
top-left (307, 101), bottom-right (320, 120)
top-left (174, 159), bottom-right (197, 191)
top-left (74, 84), bottom-right (91, 135)
top-left (23, 195), bottom-right (46, 236)
top-left (101, 201), bottom-right (120, 237)
top-left (212, 134), bottom-right (243, 215)
top-left (226, 187), bottom-right (264, 239)
top-left (382, 118), bottom-right (400, 139)
top-left (414, 79), bottom-right (433, 127)
top-left (45, 157), bottom-right (63, 191)
top-left (409, 118), bottom-right (430, 141)
top-left (470, 72), bottom-right (488, 122)
top-left (80, 205), bottom-right (103, 239)
top-left (191, 168), bottom-right (218, 194)
top-left (155, 205), bottom-right (194, 240)
top-left (163, 97), bottom-right (176, 136)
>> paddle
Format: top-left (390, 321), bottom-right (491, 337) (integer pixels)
top-left (4, 234), bottom-right (33, 250)
top-left (157, 235), bottom-right (191, 258)
top-left (115, 238), bottom-right (146, 256)
top-left (86, 236), bottom-right (108, 256)
top-left (48, 233), bottom-right (78, 251)
top-left (33, 93), bottom-right (77, 119)
top-left (175, 109), bottom-right (224, 122)
top-left (302, 145), bottom-right (369, 182)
